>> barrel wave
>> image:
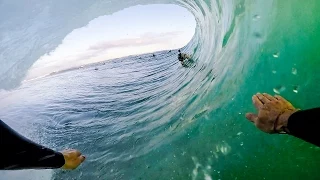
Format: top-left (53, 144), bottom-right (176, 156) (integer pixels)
top-left (1, 0), bottom-right (320, 179)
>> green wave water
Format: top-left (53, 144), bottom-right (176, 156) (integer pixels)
top-left (1, 0), bottom-right (320, 179)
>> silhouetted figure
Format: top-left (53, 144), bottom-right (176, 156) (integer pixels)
top-left (178, 50), bottom-right (183, 62)
top-left (178, 49), bottom-right (191, 62)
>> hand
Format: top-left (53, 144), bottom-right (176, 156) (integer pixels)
top-left (245, 93), bottom-right (298, 133)
top-left (61, 149), bottom-right (85, 170)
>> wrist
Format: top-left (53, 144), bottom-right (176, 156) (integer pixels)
top-left (275, 109), bottom-right (299, 133)
top-left (61, 152), bottom-right (67, 169)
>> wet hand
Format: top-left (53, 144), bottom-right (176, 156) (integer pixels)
top-left (61, 149), bottom-right (85, 170)
top-left (245, 93), bottom-right (298, 133)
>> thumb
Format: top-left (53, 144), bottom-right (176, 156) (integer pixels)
top-left (79, 155), bottom-right (86, 163)
top-left (245, 113), bottom-right (258, 123)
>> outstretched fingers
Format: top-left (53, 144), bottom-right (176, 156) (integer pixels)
top-left (274, 95), bottom-right (288, 102)
top-left (256, 93), bottom-right (270, 104)
top-left (263, 93), bottom-right (277, 101)
top-left (252, 95), bottom-right (263, 110)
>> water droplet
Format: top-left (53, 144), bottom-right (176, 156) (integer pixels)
top-left (253, 15), bottom-right (261, 21)
top-left (292, 68), bottom-right (297, 75)
top-left (240, 142), bottom-right (244, 146)
top-left (272, 70), bottom-right (277, 74)
top-left (238, 112), bottom-right (242, 115)
top-left (273, 86), bottom-right (286, 94)
top-left (293, 86), bottom-right (299, 93)
top-left (237, 132), bottom-right (243, 136)
top-left (253, 32), bottom-right (262, 38)
top-left (273, 52), bottom-right (280, 58)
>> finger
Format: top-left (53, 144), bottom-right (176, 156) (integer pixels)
top-left (245, 113), bottom-right (258, 123)
top-left (252, 95), bottom-right (263, 110)
top-left (79, 155), bottom-right (86, 163)
top-left (263, 93), bottom-right (277, 101)
top-left (256, 93), bottom-right (270, 104)
top-left (274, 95), bottom-right (294, 106)
top-left (274, 95), bottom-right (289, 103)
top-left (74, 150), bottom-right (82, 157)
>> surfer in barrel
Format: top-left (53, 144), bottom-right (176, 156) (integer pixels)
top-left (178, 49), bottom-right (191, 63)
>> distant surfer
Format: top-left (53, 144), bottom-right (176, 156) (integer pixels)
top-left (178, 50), bottom-right (191, 63)
top-left (152, 54), bottom-right (156, 57)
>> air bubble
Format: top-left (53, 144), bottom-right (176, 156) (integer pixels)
top-left (292, 68), bottom-right (297, 75)
top-left (240, 142), bottom-right (244, 146)
top-left (253, 32), bottom-right (262, 38)
top-left (253, 15), bottom-right (261, 21)
top-left (272, 70), bottom-right (277, 74)
top-left (293, 86), bottom-right (299, 93)
top-left (273, 85), bottom-right (286, 94)
top-left (273, 52), bottom-right (280, 58)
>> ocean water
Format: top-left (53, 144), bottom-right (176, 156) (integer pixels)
top-left (1, 0), bottom-right (320, 180)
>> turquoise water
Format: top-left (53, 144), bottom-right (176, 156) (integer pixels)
top-left (1, 0), bottom-right (320, 179)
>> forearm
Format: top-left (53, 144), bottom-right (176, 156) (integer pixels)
top-left (0, 120), bottom-right (65, 170)
top-left (287, 108), bottom-right (320, 147)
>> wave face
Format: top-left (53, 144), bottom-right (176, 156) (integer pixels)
top-left (1, 0), bottom-right (320, 179)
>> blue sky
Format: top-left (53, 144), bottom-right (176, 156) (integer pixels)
top-left (26, 4), bottom-right (196, 80)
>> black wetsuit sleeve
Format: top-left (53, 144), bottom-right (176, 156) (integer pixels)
top-left (0, 120), bottom-right (65, 170)
top-left (287, 108), bottom-right (320, 147)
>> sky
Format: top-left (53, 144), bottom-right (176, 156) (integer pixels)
top-left (25, 4), bottom-right (196, 80)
